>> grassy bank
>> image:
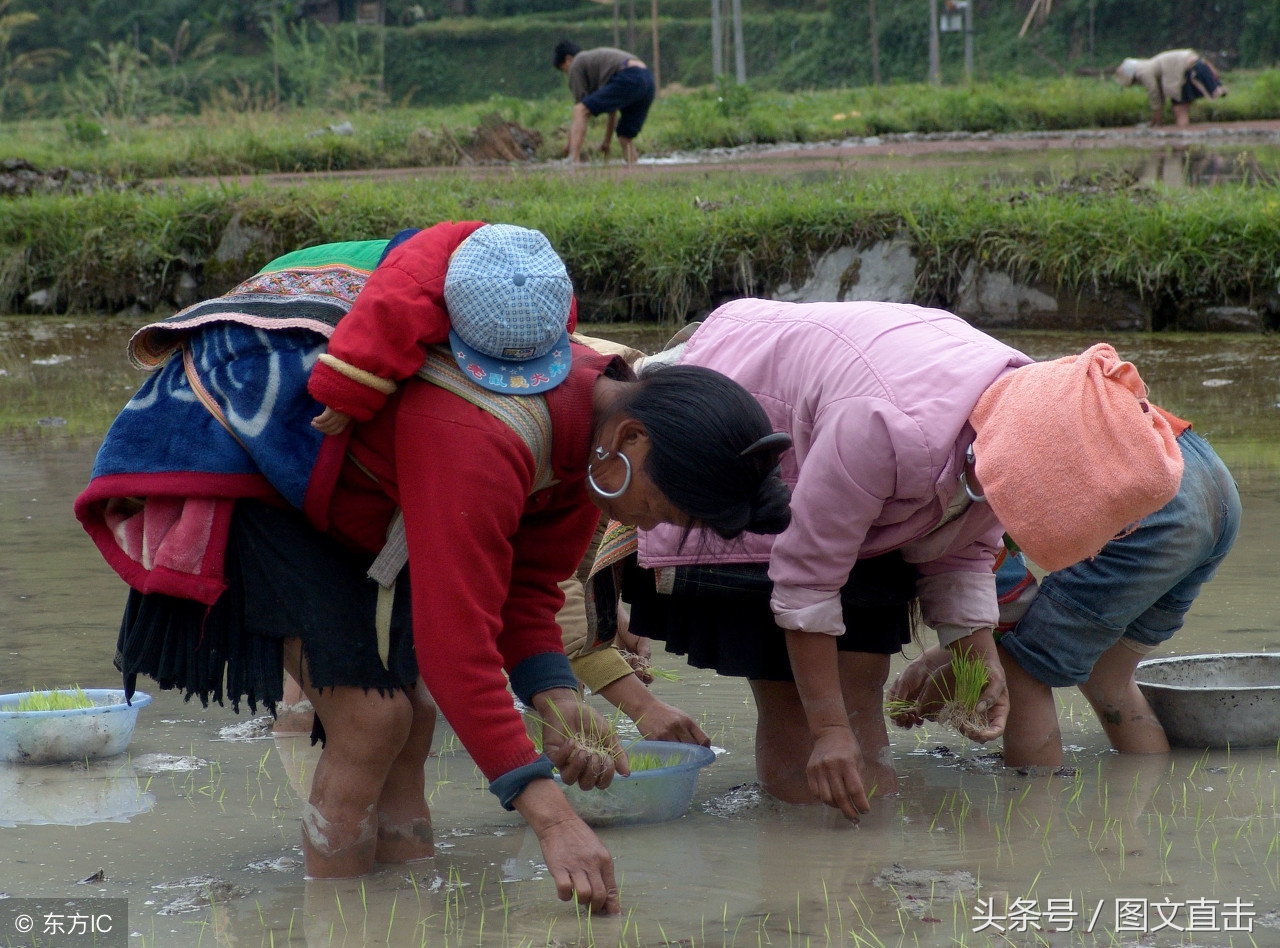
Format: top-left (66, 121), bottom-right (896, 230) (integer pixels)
top-left (2, 170), bottom-right (1277, 329)
top-left (3, 70), bottom-right (1279, 179)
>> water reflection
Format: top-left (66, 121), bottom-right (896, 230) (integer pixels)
top-left (1134, 147), bottom-right (1278, 189)
top-left (924, 145), bottom-right (1280, 192)
top-left (0, 758), bottom-right (155, 827)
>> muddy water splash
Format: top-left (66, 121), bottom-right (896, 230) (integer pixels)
top-left (2, 319), bottom-right (1279, 946)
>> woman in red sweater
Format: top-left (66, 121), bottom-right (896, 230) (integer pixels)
top-left (108, 225), bottom-right (792, 913)
top-left (312, 226), bottom-right (788, 906)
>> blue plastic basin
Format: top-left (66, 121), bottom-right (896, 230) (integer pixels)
top-left (555, 739), bottom-right (716, 827)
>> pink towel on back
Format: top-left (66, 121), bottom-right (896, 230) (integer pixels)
top-left (969, 343), bottom-right (1183, 572)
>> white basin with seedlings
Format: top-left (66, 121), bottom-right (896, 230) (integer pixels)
top-left (556, 739), bottom-right (716, 827)
top-left (0, 689), bottom-right (152, 763)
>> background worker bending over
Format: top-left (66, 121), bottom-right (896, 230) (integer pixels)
top-left (554, 41), bottom-right (655, 165)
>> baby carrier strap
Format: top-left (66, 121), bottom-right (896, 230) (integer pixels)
top-left (366, 346), bottom-right (556, 589)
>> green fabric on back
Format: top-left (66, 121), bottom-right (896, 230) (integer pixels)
top-left (259, 239), bottom-right (391, 275)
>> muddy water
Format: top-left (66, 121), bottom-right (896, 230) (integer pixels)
top-left (2, 318), bottom-right (1279, 947)
top-left (895, 145), bottom-right (1280, 190)
top-left (645, 138), bottom-right (1280, 191)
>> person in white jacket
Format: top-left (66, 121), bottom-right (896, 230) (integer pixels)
top-left (1115, 49), bottom-right (1226, 127)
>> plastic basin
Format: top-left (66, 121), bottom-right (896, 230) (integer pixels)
top-left (1135, 653), bottom-right (1280, 748)
top-left (556, 739), bottom-right (716, 827)
top-left (0, 689), bottom-right (152, 763)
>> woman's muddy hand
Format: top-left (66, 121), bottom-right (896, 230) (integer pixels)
top-left (887, 646), bottom-right (952, 728)
top-left (807, 725), bottom-right (871, 822)
top-left (632, 693), bottom-right (711, 746)
top-left (613, 619), bottom-right (650, 663)
top-left (534, 688), bottom-right (630, 790)
top-left (513, 779), bottom-right (621, 914)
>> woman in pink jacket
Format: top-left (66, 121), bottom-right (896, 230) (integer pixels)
top-left (628, 298), bottom-right (1230, 820)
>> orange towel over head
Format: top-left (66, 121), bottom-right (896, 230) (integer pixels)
top-left (969, 343), bottom-right (1184, 572)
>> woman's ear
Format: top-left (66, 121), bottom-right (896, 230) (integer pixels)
top-left (615, 417), bottom-right (650, 451)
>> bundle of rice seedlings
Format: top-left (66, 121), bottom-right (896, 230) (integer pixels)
top-left (619, 648), bottom-right (681, 684)
top-left (527, 701), bottom-right (623, 775)
top-left (883, 652), bottom-right (990, 737)
top-left (933, 651), bottom-right (990, 736)
top-left (883, 695), bottom-right (919, 718)
top-left (624, 751), bottom-right (682, 772)
top-left (7, 685), bottom-right (96, 712)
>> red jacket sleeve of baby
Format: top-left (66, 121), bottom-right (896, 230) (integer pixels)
top-left (307, 220), bottom-right (486, 421)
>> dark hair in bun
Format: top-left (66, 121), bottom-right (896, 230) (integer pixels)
top-left (614, 364), bottom-right (792, 539)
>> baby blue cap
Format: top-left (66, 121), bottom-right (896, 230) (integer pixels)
top-left (444, 224), bottom-right (573, 394)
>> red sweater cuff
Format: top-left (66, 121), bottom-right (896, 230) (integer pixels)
top-left (307, 361), bottom-right (389, 422)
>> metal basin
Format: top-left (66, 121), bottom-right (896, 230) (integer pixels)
top-left (1135, 653), bottom-right (1280, 748)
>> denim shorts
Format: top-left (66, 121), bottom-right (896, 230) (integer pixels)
top-left (581, 66), bottom-right (655, 139)
top-left (999, 430), bottom-right (1240, 687)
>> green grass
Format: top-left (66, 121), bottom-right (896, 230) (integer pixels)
top-left (3, 67), bottom-right (1280, 180)
top-left (5, 167), bottom-right (1279, 329)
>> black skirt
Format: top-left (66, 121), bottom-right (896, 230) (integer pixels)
top-left (115, 499), bottom-right (419, 718)
top-left (1179, 59), bottom-right (1223, 102)
top-left (625, 552), bottom-right (917, 682)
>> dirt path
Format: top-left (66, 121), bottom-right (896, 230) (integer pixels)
top-left (158, 118), bottom-right (1280, 189)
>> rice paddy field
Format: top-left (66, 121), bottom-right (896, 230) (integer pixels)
top-left (3, 70), bottom-right (1280, 943)
top-left (1, 320), bottom-right (1279, 947)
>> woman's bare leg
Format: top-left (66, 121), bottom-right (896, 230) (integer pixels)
top-left (284, 640), bottom-right (412, 878)
top-left (751, 679), bottom-right (815, 804)
top-left (999, 642), bottom-right (1063, 768)
top-left (375, 678), bottom-right (438, 863)
top-left (750, 652), bottom-right (897, 804)
top-left (272, 671), bottom-right (315, 735)
top-left (1078, 641), bottom-right (1170, 755)
top-left (838, 652), bottom-right (898, 796)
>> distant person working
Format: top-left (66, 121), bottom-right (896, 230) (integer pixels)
top-left (1114, 49), bottom-right (1226, 127)
top-left (554, 41), bottom-right (655, 165)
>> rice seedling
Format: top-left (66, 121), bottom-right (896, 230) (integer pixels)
top-left (626, 750), bottom-right (682, 771)
top-left (7, 685), bottom-right (95, 711)
top-left (932, 651), bottom-right (990, 736)
top-left (881, 696), bottom-right (919, 719)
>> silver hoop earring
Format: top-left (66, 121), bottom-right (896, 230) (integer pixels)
top-left (588, 451), bottom-right (632, 499)
top-left (962, 443), bottom-right (986, 504)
